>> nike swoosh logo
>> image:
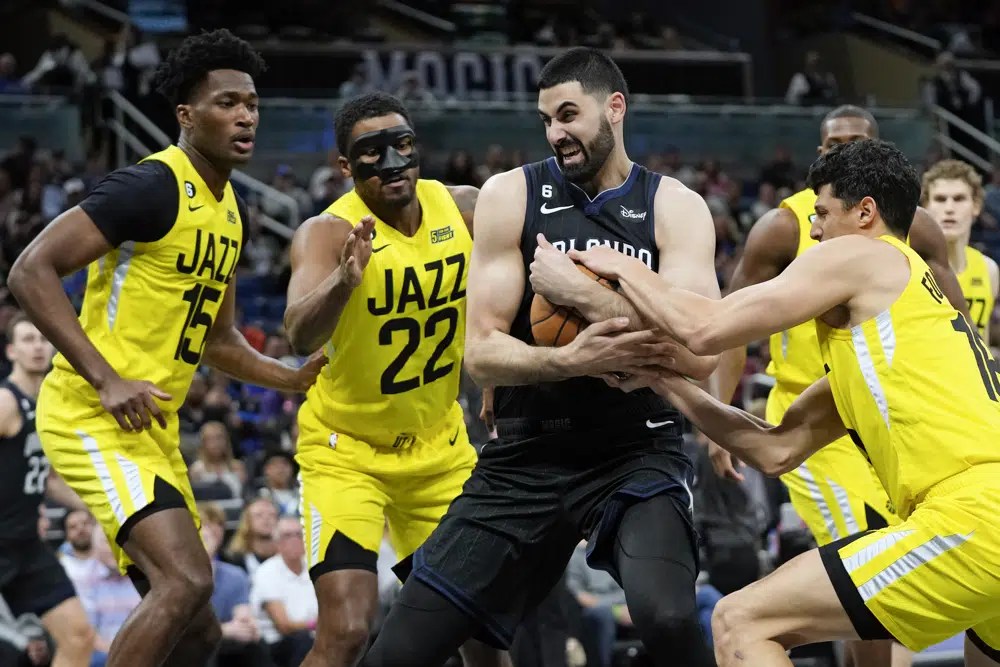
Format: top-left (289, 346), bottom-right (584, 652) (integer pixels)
top-left (188, 204), bottom-right (204, 212)
top-left (540, 203), bottom-right (574, 214)
top-left (448, 428), bottom-right (460, 446)
top-left (372, 244), bottom-right (390, 253)
top-left (646, 419), bottom-right (674, 429)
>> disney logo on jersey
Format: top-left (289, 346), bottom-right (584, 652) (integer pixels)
top-left (546, 237), bottom-right (654, 270)
top-left (619, 205), bottom-right (647, 221)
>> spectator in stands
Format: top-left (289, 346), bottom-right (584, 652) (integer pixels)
top-left (566, 541), bottom-right (631, 667)
top-left (1, 136), bottom-right (37, 191)
top-left (395, 71), bottom-right (437, 110)
top-left (0, 53), bottom-right (26, 95)
top-left (338, 64), bottom-right (371, 100)
top-left (475, 144), bottom-right (508, 185)
top-left (759, 146), bottom-right (798, 191)
top-left (199, 503), bottom-right (273, 667)
top-left (190, 421), bottom-right (247, 499)
top-left (58, 509), bottom-right (99, 590)
top-left (262, 165), bottom-right (312, 227)
top-left (748, 182), bottom-right (778, 225)
top-left (308, 150), bottom-right (352, 215)
top-left (444, 150), bottom-right (480, 187)
top-left (254, 451), bottom-right (299, 516)
top-left (251, 516), bottom-right (317, 667)
top-left (21, 34), bottom-right (94, 94)
top-left (83, 525), bottom-right (140, 667)
top-left (785, 50), bottom-right (838, 105)
top-left (225, 497), bottom-right (280, 575)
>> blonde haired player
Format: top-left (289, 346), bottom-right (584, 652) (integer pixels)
top-left (921, 158), bottom-right (999, 341)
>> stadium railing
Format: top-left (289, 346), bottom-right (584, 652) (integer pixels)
top-left (930, 103), bottom-right (1000, 174)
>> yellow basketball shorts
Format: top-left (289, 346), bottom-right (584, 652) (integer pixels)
top-left (820, 465), bottom-right (1000, 652)
top-left (296, 401), bottom-right (477, 580)
top-left (768, 384), bottom-right (897, 545)
top-left (36, 369), bottom-right (198, 574)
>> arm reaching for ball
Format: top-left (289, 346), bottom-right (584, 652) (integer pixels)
top-left (465, 170), bottom-right (670, 387)
top-left (606, 372), bottom-right (846, 477)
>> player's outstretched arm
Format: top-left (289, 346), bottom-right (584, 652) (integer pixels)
top-left (465, 170), bottom-right (665, 387)
top-left (203, 279), bottom-right (325, 392)
top-left (639, 373), bottom-right (845, 476)
top-left (283, 214), bottom-right (373, 354)
top-left (909, 207), bottom-right (970, 317)
top-left (577, 235), bottom-right (867, 357)
top-left (704, 206), bottom-right (800, 478)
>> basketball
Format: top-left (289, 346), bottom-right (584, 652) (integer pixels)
top-left (530, 264), bottom-right (617, 346)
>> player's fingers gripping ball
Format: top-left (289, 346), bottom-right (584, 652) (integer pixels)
top-left (530, 263), bottom-right (617, 346)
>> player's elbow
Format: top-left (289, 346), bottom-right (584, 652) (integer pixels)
top-left (463, 334), bottom-right (492, 386)
top-left (686, 324), bottom-right (723, 358)
top-left (7, 246), bottom-right (42, 302)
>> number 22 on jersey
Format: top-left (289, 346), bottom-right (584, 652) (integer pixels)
top-left (367, 253), bottom-right (467, 395)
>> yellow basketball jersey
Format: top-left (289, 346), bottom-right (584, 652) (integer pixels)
top-left (299, 180), bottom-right (471, 447)
top-left (817, 236), bottom-right (1000, 519)
top-left (957, 245), bottom-right (994, 337)
top-left (766, 188), bottom-right (823, 391)
top-left (51, 146), bottom-right (243, 412)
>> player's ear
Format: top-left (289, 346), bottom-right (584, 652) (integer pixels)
top-left (338, 155), bottom-right (352, 180)
top-left (607, 92), bottom-right (626, 124)
top-left (858, 196), bottom-right (877, 228)
top-left (176, 104), bottom-right (193, 130)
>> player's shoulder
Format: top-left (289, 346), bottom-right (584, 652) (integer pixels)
top-left (294, 212), bottom-right (354, 239)
top-left (481, 166), bottom-right (527, 199)
top-left (95, 159), bottom-right (174, 190)
top-left (0, 385), bottom-right (20, 434)
top-left (649, 174), bottom-right (709, 215)
top-left (442, 183), bottom-right (479, 215)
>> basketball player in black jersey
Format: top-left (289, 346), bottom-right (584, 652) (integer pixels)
top-left (358, 48), bottom-right (719, 667)
top-left (0, 313), bottom-right (95, 666)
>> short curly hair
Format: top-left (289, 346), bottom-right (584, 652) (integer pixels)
top-left (153, 29), bottom-right (266, 106)
top-left (921, 158), bottom-right (984, 206)
top-left (335, 92), bottom-right (413, 156)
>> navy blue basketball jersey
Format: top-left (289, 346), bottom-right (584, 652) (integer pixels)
top-left (495, 158), bottom-right (678, 425)
top-left (0, 379), bottom-right (46, 541)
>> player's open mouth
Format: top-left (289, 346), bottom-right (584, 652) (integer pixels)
top-left (232, 134), bottom-right (255, 153)
top-left (558, 145), bottom-right (584, 166)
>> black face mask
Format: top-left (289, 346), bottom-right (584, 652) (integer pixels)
top-left (348, 126), bottom-right (420, 182)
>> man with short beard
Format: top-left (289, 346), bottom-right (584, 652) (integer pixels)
top-left (358, 47), bottom-right (719, 667)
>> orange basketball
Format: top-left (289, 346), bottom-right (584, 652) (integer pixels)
top-left (530, 264), bottom-right (616, 347)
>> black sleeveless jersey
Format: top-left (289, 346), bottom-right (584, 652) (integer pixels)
top-left (0, 379), bottom-right (47, 541)
top-left (494, 158), bottom-right (680, 424)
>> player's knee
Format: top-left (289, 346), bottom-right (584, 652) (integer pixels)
top-left (314, 612), bottom-right (371, 658)
top-left (712, 593), bottom-right (753, 652)
top-left (159, 564), bottom-right (214, 616)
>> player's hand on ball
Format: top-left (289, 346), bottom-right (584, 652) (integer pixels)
top-left (290, 349), bottom-right (327, 392)
top-left (563, 318), bottom-right (665, 376)
top-left (341, 216), bottom-right (375, 288)
top-left (567, 245), bottom-right (636, 281)
top-left (529, 234), bottom-right (589, 306)
top-left (647, 337), bottom-right (718, 381)
top-left (98, 376), bottom-right (172, 432)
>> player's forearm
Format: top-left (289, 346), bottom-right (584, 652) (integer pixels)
top-left (713, 346), bottom-right (747, 404)
top-left (283, 267), bottom-right (354, 354)
top-left (649, 376), bottom-right (793, 476)
top-left (573, 284), bottom-right (646, 330)
top-left (203, 327), bottom-right (302, 391)
top-left (45, 472), bottom-right (86, 511)
top-left (465, 330), bottom-right (572, 387)
top-left (616, 264), bottom-right (710, 350)
top-left (8, 259), bottom-right (120, 390)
